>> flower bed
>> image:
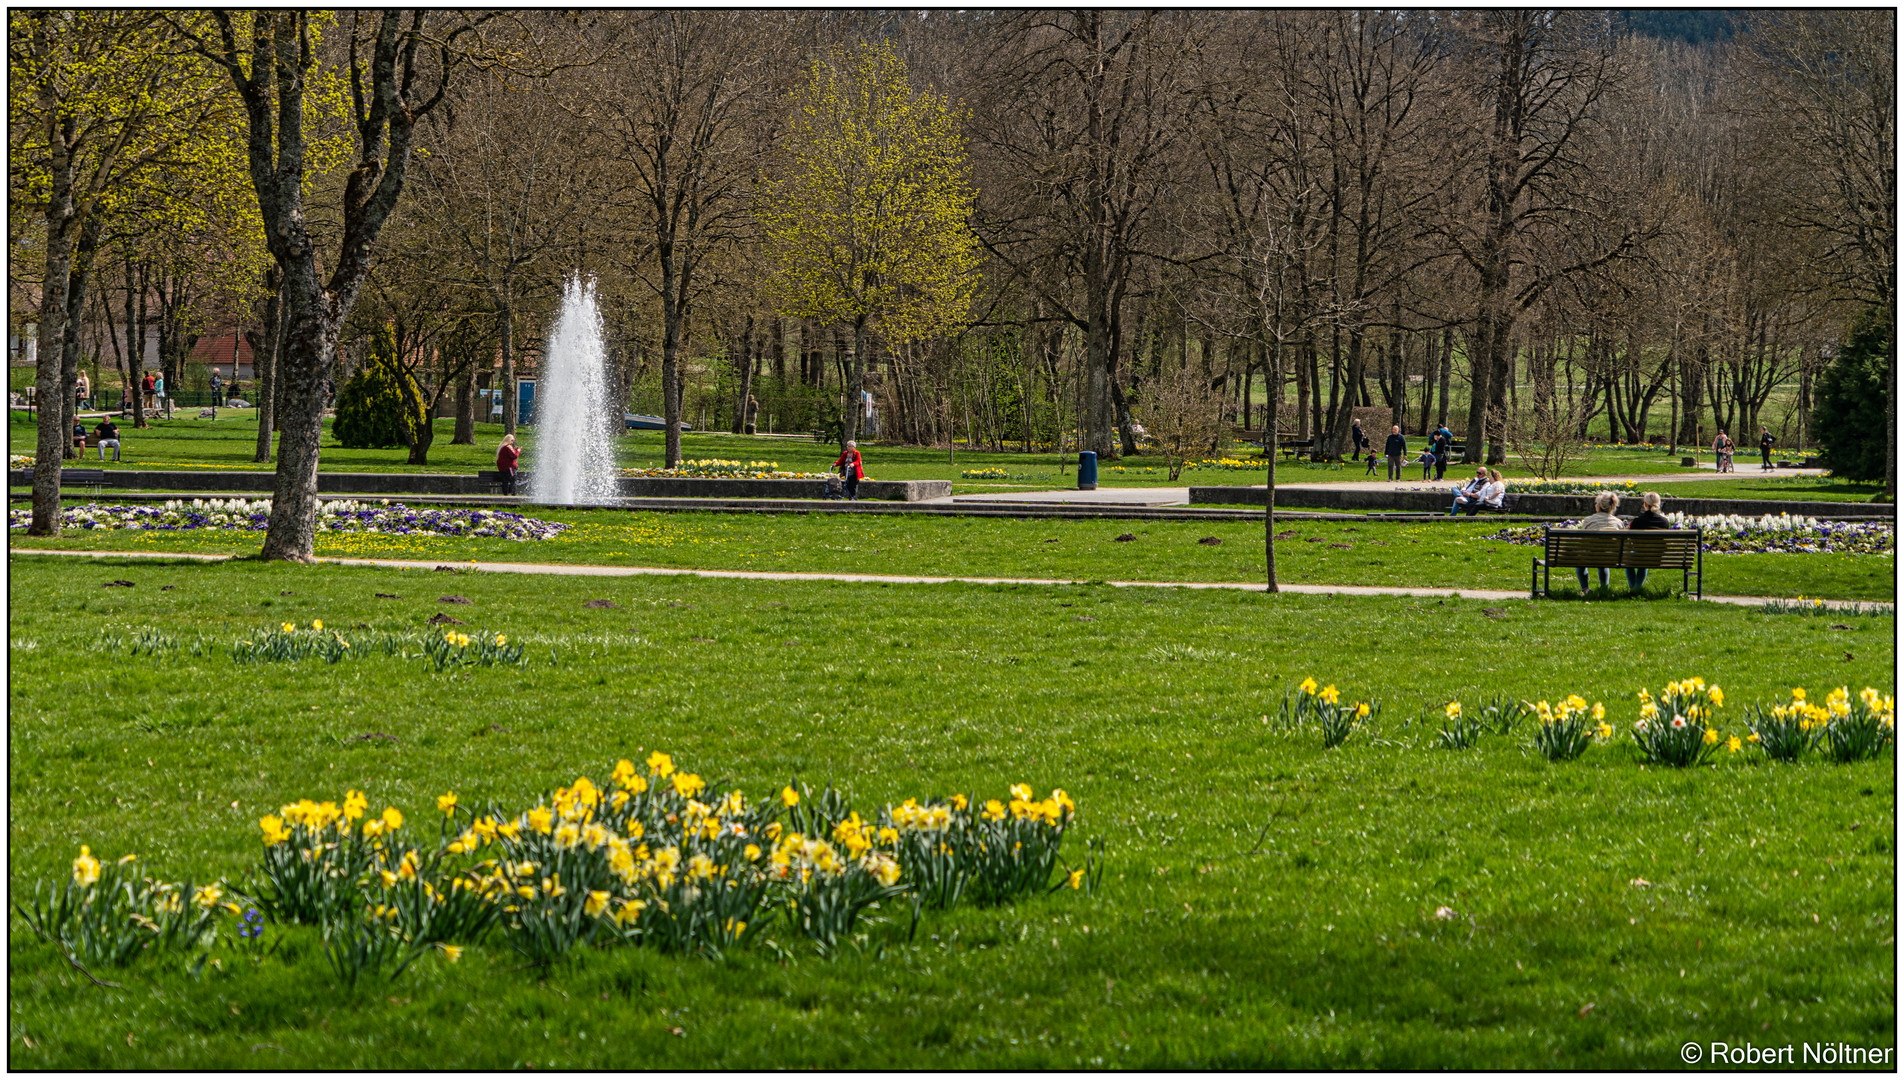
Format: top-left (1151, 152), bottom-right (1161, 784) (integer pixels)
top-left (1506, 478), bottom-right (1644, 496)
top-left (6, 499), bottom-right (570, 541)
top-left (1487, 514), bottom-right (1892, 555)
top-left (622, 459), bottom-right (830, 480)
top-left (22, 755), bottom-right (1093, 981)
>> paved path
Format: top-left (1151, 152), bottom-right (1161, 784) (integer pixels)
top-left (13, 548), bottom-right (1889, 611)
top-left (947, 466), bottom-right (1833, 507)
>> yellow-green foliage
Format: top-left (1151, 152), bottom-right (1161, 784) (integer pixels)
top-left (759, 43), bottom-right (979, 343)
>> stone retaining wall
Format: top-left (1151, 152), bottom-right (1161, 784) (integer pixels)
top-left (7, 469), bottom-right (949, 502)
top-left (1188, 484), bottom-right (1895, 520)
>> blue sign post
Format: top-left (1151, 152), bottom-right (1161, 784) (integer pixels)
top-left (517, 379), bottom-right (536, 425)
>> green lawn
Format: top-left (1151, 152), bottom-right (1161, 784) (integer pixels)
top-left (7, 555), bottom-right (1895, 1068)
top-left (13, 412), bottom-right (1742, 491)
top-left (11, 508), bottom-right (1895, 601)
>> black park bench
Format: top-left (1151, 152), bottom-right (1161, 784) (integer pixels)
top-left (477, 470), bottom-right (524, 495)
top-left (1531, 527), bottom-right (1703, 600)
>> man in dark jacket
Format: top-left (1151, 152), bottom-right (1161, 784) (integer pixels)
top-left (1384, 425), bottom-right (1407, 480)
top-left (93, 418), bottom-right (121, 462)
top-left (1759, 427), bottom-right (1775, 471)
top-left (1431, 425), bottom-right (1453, 479)
top-left (1349, 418), bottom-right (1366, 460)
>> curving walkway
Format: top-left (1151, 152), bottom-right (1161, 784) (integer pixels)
top-left (11, 548), bottom-right (1889, 612)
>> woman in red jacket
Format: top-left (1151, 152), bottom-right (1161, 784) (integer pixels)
top-left (833, 440), bottom-right (863, 501)
top-left (496, 434), bottom-right (521, 494)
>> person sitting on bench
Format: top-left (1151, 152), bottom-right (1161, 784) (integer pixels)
top-left (93, 418), bottom-right (121, 462)
top-left (1623, 491), bottom-right (1671, 591)
top-left (72, 419), bottom-right (89, 451)
top-left (1572, 490), bottom-right (1626, 593)
top-left (1448, 466), bottom-right (1489, 515)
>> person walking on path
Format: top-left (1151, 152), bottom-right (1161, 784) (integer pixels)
top-left (75, 370), bottom-right (90, 410)
top-left (833, 440), bottom-right (864, 501)
top-left (1758, 427), bottom-right (1775, 471)
top-left (209, 368), bottom-right (223, 408)
top-left (744, 394), bottom-right (759, 436)
top-left (1384, 425), bottom-right (1407, 480)
top-left (1573, 490), bottom-right (1626, 594)
top-left (1431, 424), bottom-right (1452, 480)
top-left (1713, 431), bottom-right (1733, 472)
top-left (1348, 418), bottom-right (1367, 462)
top-left (93, 418), bottom-right (121, 462)
top-left (141, 372), bottom-right (156, 410)
top-left (496, 434), bottom-right (521, 495)
top-left (1624, 491), bottom-right (1672, 591)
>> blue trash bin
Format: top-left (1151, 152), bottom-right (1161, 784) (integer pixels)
top-left (1077, 451), bottom-right (1098, 491)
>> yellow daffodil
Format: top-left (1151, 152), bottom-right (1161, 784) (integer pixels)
top-left (1792, 687), bottom-right (1807, 702)
top-left (1319, 684), bottom-right (1340, 705)
top-left (744, 843), bottom-right (762, 861)
top-left (437, 792), bottom-right (457, 816)
top-left (1708, 685), bottom-right (1724, 707)
top-left (72, 846), bottom-right (101, 887)
top-left (259, 814), bottom-right (290, 846)
top-left (1727, 735), bottom-right (1742, 753)
top-left (343, 790), bottom-right (368, 822)
top-left (312, 619), bottom-right (323, 631)
top-left (1445, 701), bottom-right (1462, 720)
top-left (950, 793), bottom-right (968, 812)
top-left (194, 884), bottom-right (223, 908)
top-left (647, 751), bottom-right (674, 778)
top-left (439, 944), bottom-right (462, 962)
top-left (1298, 676), bottom-right (1318, 695)
top-left (526, 806), bottom-right (553, 834)
top-left (615, 899), bottom-right (646, 926)
top-left (1703, 728), bottom-right (1719, 745)
top-left (584, 890), bottom-right (611, 917)
top-left (281, 622), bottom-right (296, 633)
top-left (672, 773), bottom-right (706, 799)
top-left (983, 800), bottom-right (1006, 822)
top-left (381, 806), bottom-right (403, 830)
top-left (1068, 868), bottom-right (1086, 890)
top-left (1010, 782), bottom-right (1033, 802)
top-left (1355, 702), bottom-right (1370, 719)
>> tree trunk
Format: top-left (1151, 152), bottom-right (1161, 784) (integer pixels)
top-left (498, 295), bottom-right (518, 434)
top-left (58, 217), bottom-right (103, 462)
top-left (1437, 327), bottom-right (1453, 430)
top-left (844, 313), bottom-right (866, 447)
top-left (1319, 329), bottom-right (1366, 460)
top-left (452, 360), bottom-right (475, 444)
top-left (260, 265), bottom-right (339, 563)
top-left (252, 267), bottom-right (282, 462)
top-left (124, 250), bottom-right (147, 430)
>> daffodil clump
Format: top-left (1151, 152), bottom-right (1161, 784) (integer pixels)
top-left (1749, 686), bottom-right (1897, 764)
top-left (16, 847), bottom-right (228, 971)
top-left (1632, 679), bottom-right (1728, 768)
top-left (1529, 695), bottom-right (1609, 761)
top-left (238, 754), bottom-right (1088, 975)
top-left (1435, 700), bottom-right (1486, 750)
top-left (960, 468), bottom-right (1011, 479)
top-left (1281, 677), bottom-right (1376, 749)
top-left (229, 622), bottom-right (524, 671)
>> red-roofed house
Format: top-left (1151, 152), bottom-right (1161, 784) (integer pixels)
top-left (188, 328), bottom-right (255, 382)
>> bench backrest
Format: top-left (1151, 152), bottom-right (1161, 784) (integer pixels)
top-left (1543, 528), bottom-right (1700, 568)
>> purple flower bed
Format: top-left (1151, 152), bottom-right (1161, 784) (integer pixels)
top-left (9, 500), bottom-right (570, 541)
top-left (1489, 516), bottom-right (1892, 556)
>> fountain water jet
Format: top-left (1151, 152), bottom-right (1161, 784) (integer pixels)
top-left (528, 274), bottom-right (618, 505)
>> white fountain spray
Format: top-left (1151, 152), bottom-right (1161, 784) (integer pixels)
top-left (528, 273), bottom-right (618, 505)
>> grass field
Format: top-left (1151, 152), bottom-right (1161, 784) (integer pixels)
top-left (6, 554), bottom-right (1895, 1068)
top-left (1647, 477), bottom-right (1887, 504)
top-left (12, 412), bottom-right (1748, 491)
top-left (11, 508), bottom-right (1895, 602)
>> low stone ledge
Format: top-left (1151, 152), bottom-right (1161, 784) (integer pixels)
top-left (8, 469), bottom-right (950, 502)
top-left (1187, 484), bottom-right (1896, 520)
